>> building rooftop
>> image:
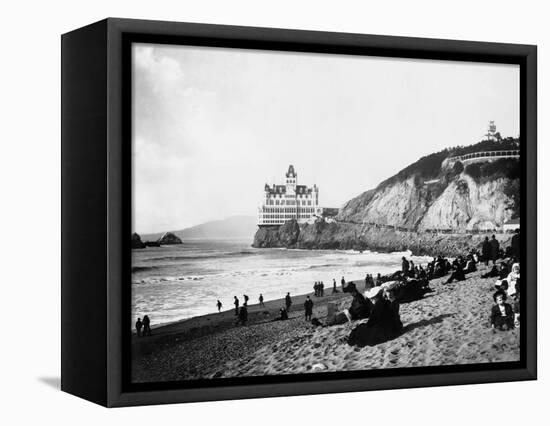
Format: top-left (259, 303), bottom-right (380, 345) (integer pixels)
top-left (286, 164), bottom-right (297, 178)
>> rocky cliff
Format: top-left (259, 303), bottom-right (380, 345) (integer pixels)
top-left (253, 138), bottom-right (520, 255)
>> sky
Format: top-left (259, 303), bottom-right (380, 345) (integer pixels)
top-left (132, 43), bottom-right (519, 234)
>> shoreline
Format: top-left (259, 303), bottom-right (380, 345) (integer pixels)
top-left (131, 264), bottom-right (519, 383)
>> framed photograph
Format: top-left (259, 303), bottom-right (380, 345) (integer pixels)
top-left (61, 18), bottom-right (537, 407)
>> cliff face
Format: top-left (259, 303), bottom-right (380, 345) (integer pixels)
top-left (251, 219), bottom-right (512, 257)
top-left (338, 172), bottom-right (518, 231)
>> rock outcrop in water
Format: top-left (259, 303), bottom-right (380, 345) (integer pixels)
top-left (131, 233), bottom-right (146, 249)
top-left (157, 232), bottom-right (183, 245)
top-left (253, 138), bottom-right (520, 256)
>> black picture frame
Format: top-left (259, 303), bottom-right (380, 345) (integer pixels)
top-left (61, 18), bottom-right (537, 407)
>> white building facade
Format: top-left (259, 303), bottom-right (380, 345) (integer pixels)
top-left (257, 165), bottom-right (322, 226)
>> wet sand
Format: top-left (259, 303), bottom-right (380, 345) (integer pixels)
top-left (131, 265), bottom-right (519, 383)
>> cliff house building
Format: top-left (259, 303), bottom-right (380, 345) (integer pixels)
top-left (257, 165), bottom-right (323, 226)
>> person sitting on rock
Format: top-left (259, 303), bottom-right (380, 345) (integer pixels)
top-left (490, 290), bottom-right (514, 331)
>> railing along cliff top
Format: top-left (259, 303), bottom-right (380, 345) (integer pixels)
top-left (448, 149), bottom-right (519, 163)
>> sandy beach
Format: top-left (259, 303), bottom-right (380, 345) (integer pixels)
top-left (131, 262), bottom-right (519, 383)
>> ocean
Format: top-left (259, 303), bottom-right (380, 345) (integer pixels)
top-left (131, 239), bottom-right (431, 327)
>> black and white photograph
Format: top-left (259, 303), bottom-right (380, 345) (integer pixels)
top-left (130, 43), bottom-right (522, 384)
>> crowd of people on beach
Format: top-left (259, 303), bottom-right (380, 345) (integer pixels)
top-left (136, 230), bottom-right (521, 352)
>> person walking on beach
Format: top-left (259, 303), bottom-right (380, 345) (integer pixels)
top-left (341, 276), bottom-right (346, 291)
top-left (243, 294), bottom-right (249, 306)
top-left (490, 235), bottom-right (500, 265)
top-left (216, 300), bottom-right (222, 313)
top-left (333, 278), bottom-right (339, 294)
top-left (142, 315), bottom-right (151, 336)
top-left (320, 281), bottom-right (324, 297)
top-left (234, 296), bottom-right (239, 316)
top-left (259, 293), bottom-right (265, 307)
top-left (285, 292), bottom-right (292, 312)
top-left (304, 296), bottom-right (314, 321)
top-left (135, 318), bottom-right (143, 337)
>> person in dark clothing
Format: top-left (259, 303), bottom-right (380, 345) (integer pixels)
top-left (234, 296), bottom-right (239, 316)
top-left (490, 235), bottom-right (500, 265)
top-left (259, 294), bottom-right (265, 307)
top-left (135, 318), bottom-right (143, 337)
top-left (243, 294), bottom-right (249, 306)
top-left (326, 283), bottom-right (373, 325)
top-left (320, 281), bottom-right (324, 297)
top-left (216, 300), bottom-right (222, 312)
top-left (482, 264), bottom-right (499, 278)
top-left (313, 282), bottom-right (318, 297)
top-left (236, 304), bottom-right (248, 325)
top-left (347, 288), bottom-right (403, 347)
top-left (402, 257), bottom-right (410, 275)
top-left (490, 290), bottom-right (514, 331)
top-left (341, 276), bottom-right (346, 291)
top-left (142, 315), bottom-right (151, 336)
top-left (445, 260), bottom-right (466, 284)
top-left (464, 255), bottom-right (477, 273)
top-left (304, 296), bottom-right (314, 321)
top-left (272, 307), bottom-right (288, 321)
top-left (285, 292), bottom-right (292, 312)
top-left (482, 237), bottom-right (492, 266)
top-left (511, 228), bottom-right (520, 260)
top-left (332, 278), bottom-right (339, 294)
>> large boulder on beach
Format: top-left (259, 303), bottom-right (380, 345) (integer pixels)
top-left (131, 233), bottom-right (146, 249)
top-left (157, 232), bottom-right (182, 245)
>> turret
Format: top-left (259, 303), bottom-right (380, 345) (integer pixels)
top-left (285, 164), bottom-right (297, 194)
